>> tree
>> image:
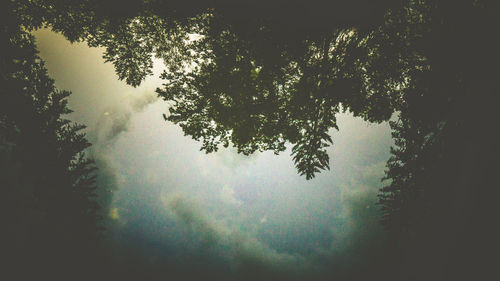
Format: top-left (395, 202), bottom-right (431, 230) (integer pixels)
top-left (376, 1), bottom-right (500, 279)
top-left (1, 4), bottom-right (103, 278)
top-left (9, 0), bottom-right (406, 179)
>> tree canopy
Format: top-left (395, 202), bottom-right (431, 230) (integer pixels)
top-left (12, 0), bottom-right (412, 178)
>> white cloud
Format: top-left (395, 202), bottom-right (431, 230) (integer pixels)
top-left (260, 215), bottom-right (268, 224)
top-left (220, 185), bottom-right (243, 207)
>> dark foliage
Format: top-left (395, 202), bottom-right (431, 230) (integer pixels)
top-left (376, 1), bottom-right (500, 279)
top-left (10, 0), bottom-right (406, 179)
top-left (1, 2), bottom-right (104, 278)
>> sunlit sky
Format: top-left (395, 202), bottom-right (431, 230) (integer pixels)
top-left (33, 28), bottom-right (394, 279)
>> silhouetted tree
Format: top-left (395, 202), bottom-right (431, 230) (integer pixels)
top-left (1, 3), bottom-right (103, 278)
top-left (9, 0), bottom-right (405, 179)
top-left (377, 1), bottom-right (500, 279)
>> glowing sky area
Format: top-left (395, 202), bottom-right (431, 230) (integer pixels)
top-left (33, 28), bottom-right (394, 279)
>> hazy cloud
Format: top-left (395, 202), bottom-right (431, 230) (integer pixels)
top-left (220, 185), bottom-right (243, 207)
top-left (95, 91), bottom-right (158, 144)
top-left (163, 192), bottom-right (312, 279)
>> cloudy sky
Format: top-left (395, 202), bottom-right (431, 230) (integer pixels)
top-left (33, 28), bottom-right (394, 280)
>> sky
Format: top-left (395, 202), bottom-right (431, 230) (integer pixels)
top-left (33, 28), bottom-right (394, 280)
